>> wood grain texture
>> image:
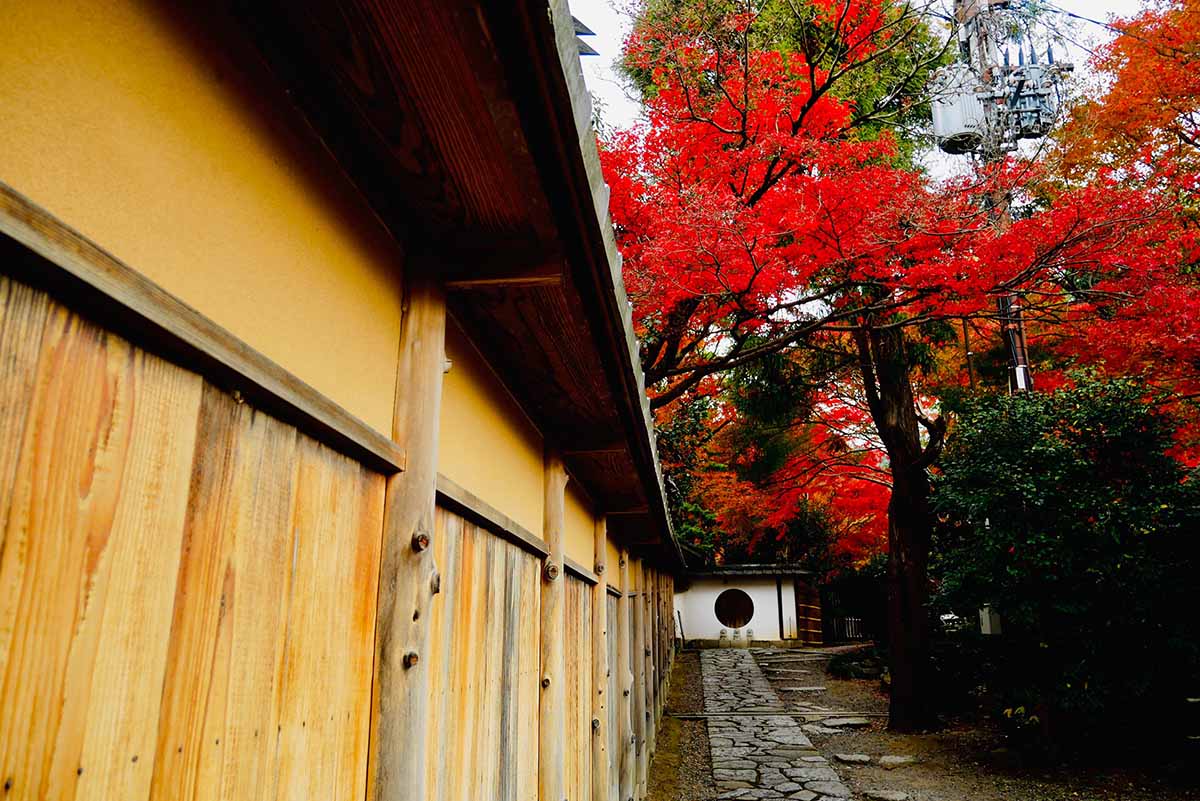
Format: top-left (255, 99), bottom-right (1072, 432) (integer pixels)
top-left (615, 552), bottom-right (634, 801)
top-left (425, 506), bottom-right (541, 801)
top-left (272, 437), bottom-right (384, 800)
top-left (0, 184), bottom-right (405, 475)
top-left (605, 594), bottom-right (620, 801)
top-left (631, 561), bottom-right (647, 798)
top-left (236, 0), bottom-right (551, 243)
top-left (590, 517), bottom-right (609, 801)
top-left (370, 270), bottom-right (446, 801)
top-left (0, 274), bottom-right (385, 801)
top-left (563, 555), bottom-right (598, 585)
top-left (0, 282), bottom-right (202, 801)
top-left (795, 580), bottom-right (824, 645)
top-left (564, 576), bottom-right (591, 801)
top-left (150, 387), bottom-right (383, 801)
top-left (539, 452), bottom-right (567, 801)
top-left (643, 569), bottom-right (657, 766)
top-left (436, 473), bottom-right (549, 559)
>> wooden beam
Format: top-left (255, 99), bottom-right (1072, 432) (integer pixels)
top-left (435, 473), bottom-right (550, 558)
top-left (0, 182), bottom-right (405, 475)
top-left (370, 269), bottom-right (446, 801)
top-left (616, 550), bottom-right (635, 801)
top-left (631, 558), bottom-right (648, 799)
top-left (560, 434), bottom-right (627, 457)
top-left (540, 450), bottom-right (568, 801)
top-left (443, 259), bottom-right (563, 290)
top-left (591, 515), bottom-right (611, 801)
top-left (564, 555), bottom-right (599, 585)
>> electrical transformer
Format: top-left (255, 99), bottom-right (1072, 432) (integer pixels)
top-left (931, 63), bottom-right (987, 155)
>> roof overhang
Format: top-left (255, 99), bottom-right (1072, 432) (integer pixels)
top-left (688, 565), bottom-right (814, 579)
top-left (230, 0), bottom-right (681, 570)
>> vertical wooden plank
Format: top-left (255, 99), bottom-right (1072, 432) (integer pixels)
top-left (631, 560), bottom-right (647, 800)
top-left (371, 271), bottom-right (446, 801)
top-left (0, 277), bottom-right (51, 635)
top-left (0, 297), bottom-right (203, 801)
top-left (590, 517), bottom-right (609, 801)
top-left (424, 507), bottom-right (461, 801)
top-left (615, 551), bottom-right (634, 801)
top-left (539, 451), bottom-right (567, 801)
top-left (642, 565), bottom-right (653, 793)
top-left (73, 351), bottom-right (203, 801)
top-left (563, 578), bottom-right (586, 800)
top-left (451, 522), bottom-right (484, 801)
top-left (150, 387), bottom-right (302, 801)
top-left (476, 532), bottom-right (506, 798)
top-left (272, 440), bottom-right (385, 801)
top-left (497, 543), bottom-right (522, 801)
top-left (575, 578), bottom-right (593, 799)
top-left (423, 511), bottom-right (543, 801)
top-left (605, 594), bottom-right (619, 801)
top-left (645, 569), bottom-right (656, 758)
top-left (516, 548), bottom-right (541, 801)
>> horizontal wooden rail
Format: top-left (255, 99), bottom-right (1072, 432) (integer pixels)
top-left (563, 556), bottom-right (598, 585)
top-left (0, 182), bottom-right (405, 474)
top-left (435, 474), bottom-right (550, 557)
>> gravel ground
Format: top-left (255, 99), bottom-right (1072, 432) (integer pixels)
top-left (755, 647), bottom-right (1198, 801)
top-left (648, 650), bottom-right (717, 801)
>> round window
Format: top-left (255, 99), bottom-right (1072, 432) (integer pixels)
top-left (714, 588), bottom-right (754, 629)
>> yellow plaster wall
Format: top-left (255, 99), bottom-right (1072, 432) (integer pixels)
top-left (564, 481), bottom-right (596, 568)
top-left (607, 540), bottom-right (622, 588)
top-left (0, 1), bottom-right (403, 433)
top-left (439, 320), bottom-right (545, 536)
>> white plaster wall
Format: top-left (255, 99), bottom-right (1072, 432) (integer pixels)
top-left (780, 579), bottom-right (798, 640)
top-left (675, 577), bottom-right (789, 642)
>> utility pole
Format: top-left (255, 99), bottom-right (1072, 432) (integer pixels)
top-left (937, 0), bottom-right (1073, 393)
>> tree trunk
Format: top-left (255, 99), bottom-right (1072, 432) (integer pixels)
top-left (884, 462), bottom-right (936, 731)
top-left (854, 324), bottom-right (941, 732)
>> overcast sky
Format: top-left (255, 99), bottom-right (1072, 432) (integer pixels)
top-left (569, 0), bottom-right (1146, 132)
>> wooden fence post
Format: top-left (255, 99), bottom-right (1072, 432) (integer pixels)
top-left (540, 451), bottom-right (567, 801)
top-left (591, 516), bottom-right (610, 801)
top-left (631, 559), bottom-right (647, 798)
top-left (370, 270), bottom-right (445, 801)
top-left (616, 550), bottom-right (635, 801)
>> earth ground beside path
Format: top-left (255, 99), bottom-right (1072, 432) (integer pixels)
top-left (649, 646), bottom-right (1196, 801)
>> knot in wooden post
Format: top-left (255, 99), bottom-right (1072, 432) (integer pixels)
top-left (595, 563), bottom-right (605, 575)
top-left (543, 561), bottom-right (560, 582)
top-left (411, 530), bottom-right (430, 552)
top-left (592, 718), bottom-right (600, 731)
top-left (430, 571), bottom-right (441, 595)
top-left (541, 675), bottom-right (552, 689)
top-left (402, 651), bottom-right (419, 669)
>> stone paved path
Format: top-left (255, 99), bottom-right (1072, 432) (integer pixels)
top-left (702, 650), bottom-right (854, 800)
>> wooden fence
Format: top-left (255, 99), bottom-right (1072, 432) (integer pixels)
top-left (0, 229), bottom-right (676, 801)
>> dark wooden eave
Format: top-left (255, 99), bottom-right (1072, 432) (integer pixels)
top-left (230, 0), bottom-right (681, 570)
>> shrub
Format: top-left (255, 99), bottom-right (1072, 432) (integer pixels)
top-left (931, 376), bottom-right (1200, 755)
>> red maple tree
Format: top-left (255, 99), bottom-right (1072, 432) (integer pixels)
top-left (603, 0), bottom-right (1195, 728)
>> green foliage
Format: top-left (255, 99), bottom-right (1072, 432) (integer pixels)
top-left (623, 0), bottom-right (952, 166)
top-left (725, 348), bottom-right (819, 482)
top-left (719, 495), bottom-right (844, 572)
top-left (931, 376), bottom-right (1200, 753)
top-left (656, 393), bottom-right (722, 559)
top-left (828, 645), bottom-right (886, 679)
